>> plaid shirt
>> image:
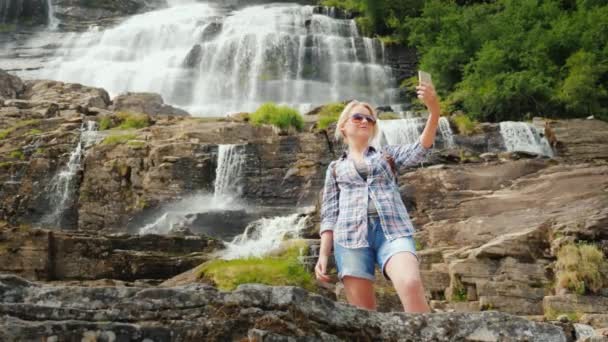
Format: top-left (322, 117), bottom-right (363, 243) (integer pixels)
top-left (320, 137), bottom-right (432, 248)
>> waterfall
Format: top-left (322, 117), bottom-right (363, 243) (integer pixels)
top-left (138, 143), bottom-right (247, 235)
top-left (40, 120), bottom-right (99, 227)
top-left (219, 213), bottom-right (309, 260)
top-left (214, 144), bottom-right (246, 198)
top-left (438, 116), bottom-right (455, 148)
top-left (47, 0), bottom-right (58, 29)
top-left (499, 121), bottom-right (554, 157)
top-left (40, 2), bottom-right (401, 116)
top-left (372, 116), bottom-right (454, 149)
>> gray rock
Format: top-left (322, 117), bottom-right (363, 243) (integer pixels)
top-left (111, 92), bottom-right (190, 116)
top-left (0, 274), bottom-right (568, 341)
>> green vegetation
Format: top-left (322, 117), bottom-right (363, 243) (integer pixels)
top-left (0, 120), bottom-right (41, 140)
top-left (101, 133), bottom-right (138, 145)
top-left (27, 129), bottom-right (43, 135)
top-left (9, 150), bottom-right (24, 160)
top-left (555, 241), bottom-right (608, 295)
top-left (322, 0), bottom-right (608, 122)
top-left (451, 114), bottom-right (478, 136)
top-left (316, 102), bottom-right (346, 130)
top-left (99, 112), bottom-right (151, 131)
top-left (544, 307), bottom-right (581, 322)
top-left (250, 102), bottom-right (304, 132)
top-left (450, 277), bottom-right (468, 302)
top-left (197, 242), bottom-right (314, 291)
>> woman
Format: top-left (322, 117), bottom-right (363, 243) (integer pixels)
top-left (315, 81), bottom-right (440, 312)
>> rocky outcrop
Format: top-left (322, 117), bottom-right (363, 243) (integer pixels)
top-left (52, 0), bottom-right (168, 30)
top-left (111, 92), bottom-right (190, 116)
top-left (0, 69), bottom-right (25, 100)
top-left (0, 225), bottom-right (221, 281)
top-left (0, 274), bottom-right (568, 341)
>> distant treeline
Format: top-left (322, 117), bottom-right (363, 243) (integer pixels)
top-left (320, 0), bottom-right (608, 122)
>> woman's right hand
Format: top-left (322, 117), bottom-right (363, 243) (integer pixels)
top-left (315, 254), bottom-right (331, 283)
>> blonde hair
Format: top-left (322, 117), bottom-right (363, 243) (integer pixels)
top-left (334, 100), bottom-right (380, 144)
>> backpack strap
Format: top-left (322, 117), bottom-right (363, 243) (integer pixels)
top-left (382, 152), bottom-right (398, 184)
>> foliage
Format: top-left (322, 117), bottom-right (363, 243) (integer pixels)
top-left (325, 0), bottom-right (608, 122)
top-left (451, 114), bottom-right (478, 136)
top-left (555, 241), bottom-right (608, 295)
top-left (250, 102), bottom-right (304, 132)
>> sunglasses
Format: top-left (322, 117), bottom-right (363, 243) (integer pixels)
top-left (350, 113), bottom-right (376, 125)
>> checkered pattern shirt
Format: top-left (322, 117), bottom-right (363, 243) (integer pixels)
top-left (320, 137), bottom-right (432, 248)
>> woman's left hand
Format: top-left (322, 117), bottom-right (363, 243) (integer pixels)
top-left (416, 82), bottom-right (440, 113)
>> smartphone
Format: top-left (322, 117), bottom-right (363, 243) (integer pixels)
top-left (418, 70), bottom-right (432, 86)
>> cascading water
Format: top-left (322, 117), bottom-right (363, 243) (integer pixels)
top-left (372, 116), bottom-right (455, 150)
top-left (39, 120), bottom-right (99, 228)
top-left (220, 212), bottom-right (309, 260)
top-left (47, 0), bottom-right (58, 29)
top-left (138, 143), bottom-right (247, 234)
top-left (214, 144), bottom-right (246, 199)
top-left (40, 3), bottom-right (402, 116)
top-left (499, 121), bottom-right (554, 157)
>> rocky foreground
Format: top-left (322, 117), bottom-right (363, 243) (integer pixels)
top-left (0, 274), bottom-right (568, 341)
top-left (1, 69), bottom-right (608, 341)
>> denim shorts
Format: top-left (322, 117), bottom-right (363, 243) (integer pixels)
top-left (333, 214), bottom-right (420, 282)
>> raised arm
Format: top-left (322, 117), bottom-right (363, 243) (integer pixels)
top-left (383, 80), bottom-right (441, 169)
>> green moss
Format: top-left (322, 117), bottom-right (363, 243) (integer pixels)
top-left (0, 119), bottom-right (40, 140)
top-left (544, 307), bottom-right (581, 322)
top-left (99, 116), bottom-right (113, 130)
top-left (197, 244), bottom-right (314, 292)
top-left (102, 133), bottom-right (138, 145)
top-left (316, 102), bottom-right (345, 130)
top-left (27, 129), bottom-right (43, 135)
top-left (250, 102), bottom-right (304, 132)
top-left (99, 112), bottom-right (151, 131)
top-left (555, 241), bottom-right (608, 295)
top-left (0, 161), bottom-right (13, 168)
top-left (9, 150), bottom-right (24, 160)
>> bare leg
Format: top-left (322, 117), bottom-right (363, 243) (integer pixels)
top-left (342, 275), bottom-right (377, 311)
top-left (384, 252), bottom-right (430, 313)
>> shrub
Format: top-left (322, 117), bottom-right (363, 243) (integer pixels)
top-left (115, 111), bottom-right (151, 130)
top-left (451, 114), bottom-right (477, 136)
top-left (555, 242), bottom-right (608, 295)
top-left (250, 102), bottom-right (304, 132)
top-left (197, 244), bottom-right (314, 291)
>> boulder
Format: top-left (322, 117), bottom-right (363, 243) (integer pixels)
top-left (111, 92), bottom-right (190, 116)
